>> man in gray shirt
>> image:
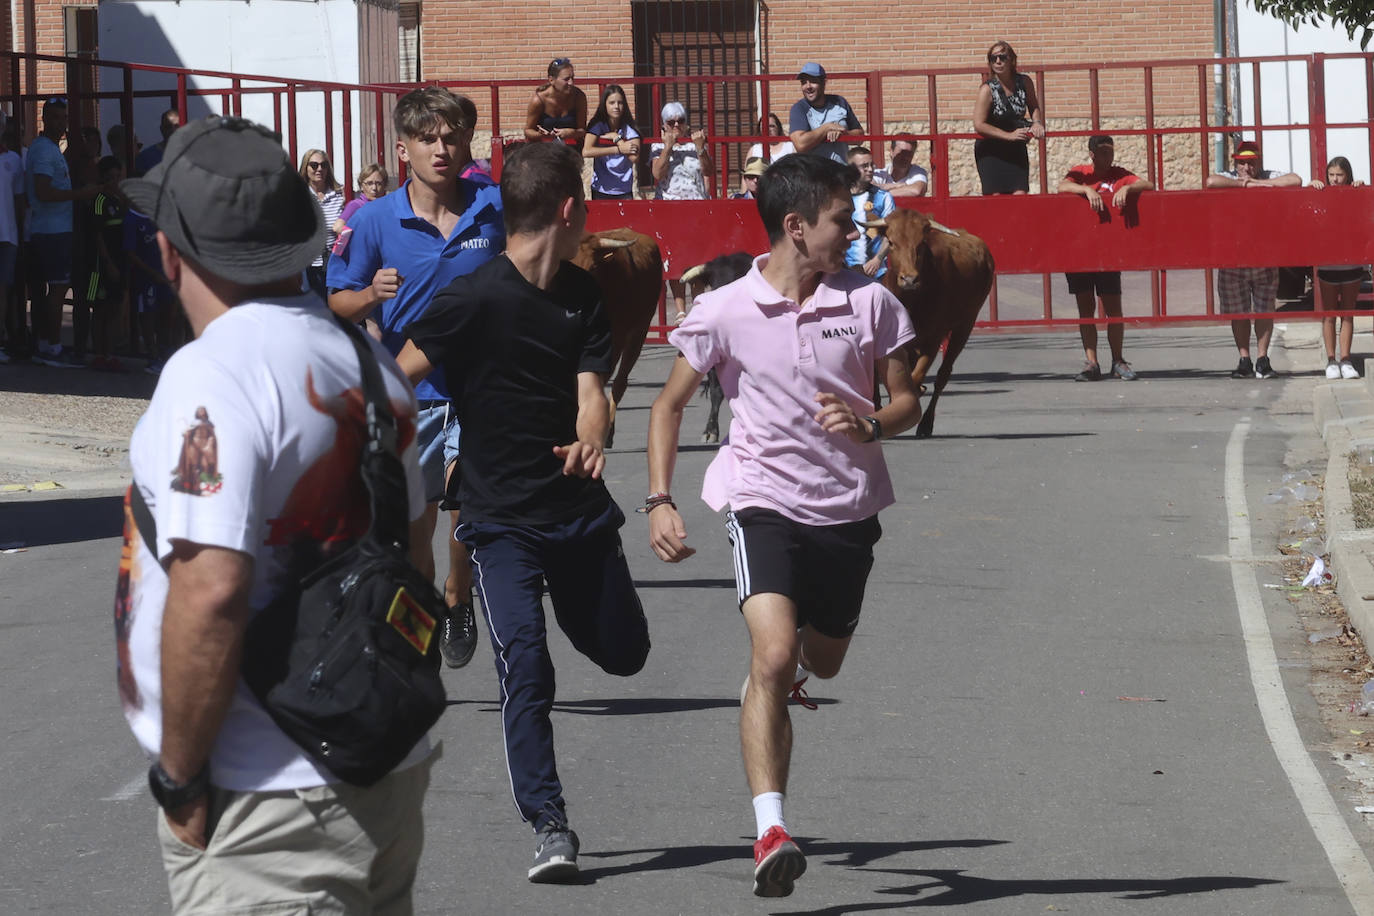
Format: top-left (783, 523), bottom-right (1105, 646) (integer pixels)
top-left (788, 63), bottom-right (862, 164)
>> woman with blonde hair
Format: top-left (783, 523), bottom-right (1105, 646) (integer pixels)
top-left (334, 162), bottom-right (388, 236)
top-left (299, 148), bottom-right (344, 294)
top-left (972, 40), bottom-right (1043, 194)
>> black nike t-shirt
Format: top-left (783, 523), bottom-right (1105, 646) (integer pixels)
top-left (406, 255), bottom-right (613, 525)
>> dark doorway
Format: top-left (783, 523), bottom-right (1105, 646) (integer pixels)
top-left (631, 0), bottom-right (757, 194)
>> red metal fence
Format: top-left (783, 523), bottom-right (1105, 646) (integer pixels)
top-left (6, 49), bottom-right (1372, 342)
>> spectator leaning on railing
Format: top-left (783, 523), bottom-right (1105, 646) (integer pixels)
top-left (1057, 134), bottom-right (1154, 382)
top-left (1205, 140), bottom-right (1301, 380)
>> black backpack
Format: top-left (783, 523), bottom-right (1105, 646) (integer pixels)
top-left (131, 315), bottom-right (447, 786)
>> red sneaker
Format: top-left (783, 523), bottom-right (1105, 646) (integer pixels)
top-left (752, 825), bottom-right (806, 897)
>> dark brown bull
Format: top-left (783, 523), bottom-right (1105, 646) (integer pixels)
top-left (862, 209), bottom-right (995, 438)
top-left (573, 228), bottom-right (664, 447)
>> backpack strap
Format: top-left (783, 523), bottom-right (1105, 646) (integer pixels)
top-left (330, 314), bottom-right (413, 553)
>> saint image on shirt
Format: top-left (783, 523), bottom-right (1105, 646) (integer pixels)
top-left (171, 406), bottom-right (222, 495)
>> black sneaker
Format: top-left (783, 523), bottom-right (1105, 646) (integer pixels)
top-left (1074, 362), bottom-right (1103, 382)
top-left (529, 815), bottom-right (580, 883)
top-left (1230, 357), bottom-right (1254, 379)
top-left (439, 603), bottom-right (478, 669)
top-left (1255, 356), bottom-right (1278, 379)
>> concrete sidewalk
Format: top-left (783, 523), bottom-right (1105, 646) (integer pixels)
top-left (1307, 322), bottom-right (1374, 647)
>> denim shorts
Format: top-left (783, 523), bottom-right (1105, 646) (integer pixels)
top-left (416, 401), bottom-right (461, 503)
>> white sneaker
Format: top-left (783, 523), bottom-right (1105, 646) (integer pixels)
top-left (1342, 360), bottom-right (1361, 380)
top-left (1326, 361), bottom-right (1342, 380)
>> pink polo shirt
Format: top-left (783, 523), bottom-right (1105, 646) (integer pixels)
top-left (669, 255), bottom-right (915, 526)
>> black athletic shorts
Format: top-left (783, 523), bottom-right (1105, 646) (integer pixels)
top-left (1065, 271), bottom-right (1123, 297)
top-left (725, 506), bottom-right (882, 639)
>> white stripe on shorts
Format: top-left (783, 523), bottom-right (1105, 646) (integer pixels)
top-left (725, 510), bottom-right (750, 604)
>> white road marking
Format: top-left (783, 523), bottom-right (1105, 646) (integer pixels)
top-left (102, 773), bottom-right (145, 802)
top-left (1227, 420), bottom-right (1374, 914)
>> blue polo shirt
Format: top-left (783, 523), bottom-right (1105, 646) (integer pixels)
top-left (327, 177), bottom-right (504, 401)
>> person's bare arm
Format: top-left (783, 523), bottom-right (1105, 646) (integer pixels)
top-left (650, 130), bottom-right (678, 182)
top-left (32, 173), bottom-right (96, 203)
top-left (882, 179), bottom-right (928, 198)
top-left (790, 122), bottom-right (846, 153)
top-left (647, 355), bottom-right (705, 563)
top-left (328, 269), bottom-right (400, 322)
top-left (1206, 173), bottom-right (1244, 188)
top-left (552, 371), bottom-right (609, 478)
top-left (1248, 172), bottom-right (1302, 188)
top-left (524, 92), bottom-right (551, 141)
top-left (1111, 177), bottom-right (1154, 208)
top-left (159, 541), bottom-right (254, 850)
top-left (395, 339), bottom-right (435, 387)
top-left (559, 90), bottom-right (588, 144)
top-left (815, 346), bottom-right (921, 442)
top-left (1024, 81), bottom-right (1045, 138)
top-left (1059, 176), bottom-right (1104, 211)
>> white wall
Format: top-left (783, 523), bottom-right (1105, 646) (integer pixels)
top-left (1237, 2), bottom-right (1370, 183)
top-left (96, 0), bottom-right (367, 175)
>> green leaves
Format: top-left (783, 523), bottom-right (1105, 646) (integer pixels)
top-left (1248, 0), bottom-right (1374, 46)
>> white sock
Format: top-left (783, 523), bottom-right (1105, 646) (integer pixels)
top-left (753, 791), bottom-right (786, 840)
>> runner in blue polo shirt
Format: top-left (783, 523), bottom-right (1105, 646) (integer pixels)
top-left (328, 86), bottom-right (504, 670)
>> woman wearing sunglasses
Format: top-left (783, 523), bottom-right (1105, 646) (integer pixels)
top-left (972, 40), bottom-right (1043, 195)
top-left (524, 57), bottom-right (587, 145)
top-left (298, 148), bottom-right (343, 295)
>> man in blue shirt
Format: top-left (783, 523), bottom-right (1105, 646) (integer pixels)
top-left (26, 97), bottom-right (98, 367)
top-left (328, 86), bottom-right (504, 668)
top-left (788, 63), bottom-right (863, 165)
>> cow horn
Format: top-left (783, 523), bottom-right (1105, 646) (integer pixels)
top-left (857, 218), bottom-right (888, 230)
top-left (596, 237), bottom-right (635, 249)
top-left (680, 263), bottom-right (707, 283)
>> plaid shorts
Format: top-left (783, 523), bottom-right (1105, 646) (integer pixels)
top-left (1217, 267), bottom-right (1279, 315)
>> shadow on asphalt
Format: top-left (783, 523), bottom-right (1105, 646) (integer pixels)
top-left (578, 837), bottom-right (1006, 884)
top-left (0, 494), bottom-right (124, 547)
top-left (770, 867), bottom-right (1284, 913)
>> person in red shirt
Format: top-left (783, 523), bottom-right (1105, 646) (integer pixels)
top-left (1057, 134), bottom-right (1154, 381)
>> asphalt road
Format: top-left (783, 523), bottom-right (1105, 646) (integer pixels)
top-left (2, 324), bottom-right (1371, 915)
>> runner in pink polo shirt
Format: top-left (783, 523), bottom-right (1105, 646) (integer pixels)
top-left (645, 153), bottom-right (923, 899)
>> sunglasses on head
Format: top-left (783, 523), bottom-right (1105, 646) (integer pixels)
top-left (989, 53), bottom-right (1011, 62)
top-left (551, 57), bottom-right (571, 69)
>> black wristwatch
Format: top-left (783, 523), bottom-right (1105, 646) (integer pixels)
top-left (148, 761), bottom-right (210, 812)
top-left (864, 415), bottom-right (883, 442)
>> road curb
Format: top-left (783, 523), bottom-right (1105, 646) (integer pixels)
top-left (1314, 378), bottom-right (1374, 648)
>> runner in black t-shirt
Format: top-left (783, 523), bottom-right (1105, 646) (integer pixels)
top-left (398, 141), bottom-right (650, 886)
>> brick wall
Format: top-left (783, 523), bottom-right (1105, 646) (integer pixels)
top-left (426, 0), bottom-right (1220, 182)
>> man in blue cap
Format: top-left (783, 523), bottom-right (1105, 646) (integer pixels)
top-left (788, 62), bottom-right (863, 164)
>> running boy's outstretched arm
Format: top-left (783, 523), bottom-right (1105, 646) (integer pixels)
top-left (553, 371), bottom-right (609, 478)
top-left (646, 354), bottom-right (706, 562)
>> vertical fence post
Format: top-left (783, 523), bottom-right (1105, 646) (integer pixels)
top-left (1309, 53), bottom-right (1327, 179)
top-left (1197, 63), bottom-right (1210, 185)
top-left (286, 82), bottom-right (298, 166)
top-left (341, 89), bottom-right (354, 197)
top-left (1143, 66), bottom-right (1156, 186)
top-left (927, 73), bottom-right (945, 199)
top-left (868, 71), bottom-right (884, 165)
top-left (121, 66), bottom-right (135, 168)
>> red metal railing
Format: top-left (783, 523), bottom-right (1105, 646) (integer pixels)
top-left (5, 49), bottom-right (1371, 343)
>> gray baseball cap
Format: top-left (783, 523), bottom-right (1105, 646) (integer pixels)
top-left (121, 115), bottom-right (324, 285)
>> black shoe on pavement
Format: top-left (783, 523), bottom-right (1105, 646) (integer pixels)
top-left (1255, 356), bottom-right (1278, 379)
top-left (439, 602), bottom-right (478, 668)
top-left (1230, 357), bottom-right (1254, 379)
top-left (529, 812), bottom-right (580, 883)
top-left (1074, 362), bottom-right (1103, 382)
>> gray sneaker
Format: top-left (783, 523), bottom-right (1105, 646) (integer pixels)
top-left (1111, 360), bottom-right (1138, 381)
top-left (529, 818), bottom-right (580, 883)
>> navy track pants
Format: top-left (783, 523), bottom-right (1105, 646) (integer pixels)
top-left (457, 500), bottom-right (650, 829)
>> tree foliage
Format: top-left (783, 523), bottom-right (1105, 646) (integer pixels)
top-left (1248, 0), bottom-right (1374, 48)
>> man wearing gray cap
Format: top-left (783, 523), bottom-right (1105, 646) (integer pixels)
top-left (788, 62), bottom-right (862, 164)
top-left (113, 116), bottom-right (436, 914)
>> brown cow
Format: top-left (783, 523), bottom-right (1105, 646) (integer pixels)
top-left (862, 209), bottom-right (995, 438)
top-left (572, 228), bottom-right (664, 447)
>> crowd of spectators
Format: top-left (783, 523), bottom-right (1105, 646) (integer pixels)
top-left (0, 51), bottom-right (1367, 379)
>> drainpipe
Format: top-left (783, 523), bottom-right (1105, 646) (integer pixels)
top-left (1228, 0), bottom-right (1242, 143)
top-left (1213, 0), bottom-right (1228, 169)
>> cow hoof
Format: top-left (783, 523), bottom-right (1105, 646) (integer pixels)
top-left (701, 431), bottom-right (719, 444)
